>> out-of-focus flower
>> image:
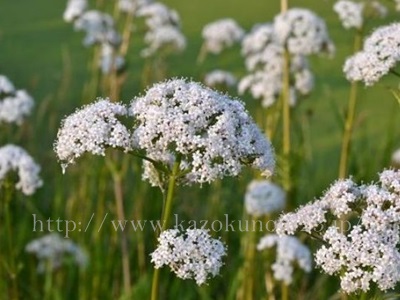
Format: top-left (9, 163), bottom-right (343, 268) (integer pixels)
top-left (151, 229), bottom-right (226, 285)
top-left (99, 43), bottom-right (125, 74)
top-left (257, 234), bottom-right (312, 284)
top-left (26, 233), bottom-right (88, 273)
top-left (201, 18), bottom-right (244, 54)
top-left (204, 70), bottom-right (237, 89)
top-left (0, 144), bottom-right (42, 195)
top-left (141, 25), bottom-right (186, 57)
top-left (64, 0), bottom-right (87, 22)
top-left (118, 0), bottom-right (152, 14)
top-left (245, 180), bottom-right (285, 217)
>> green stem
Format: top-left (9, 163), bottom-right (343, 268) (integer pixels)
top-left (281, 0), bottom-right (288, 12)
top-left (151, 158), bottom-right (181, 300)
top-left (281, 283), bottom-right (288, 300)
top-left (338, 30), bottom-right (363, 179)
top-left (282, 49), bottom-right (292, 192)
top-left (243, 216), bottom-right (257, 300)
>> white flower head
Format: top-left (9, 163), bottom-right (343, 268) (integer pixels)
top-left (137, 2), bottom-right (180, 30)
top-left (151, 229), bottom-right (227, 285)
top-left (257, 234), bottom-right (312, 285)
top-left (274, 8), bottom-right (334, 56)
top-left (141, 25), bottom-right (186, 57)
top-left (118, 0), bottom-right (152, 14)
top-left (244, 180), bottom-right (286, 217)
top-left (130, 78), bottom-right (275, 185)
top-left (204, 70), bottom-right (237, 89)
top-left (26, 233), bottom-right (88, 273)
top-left (344, 23), bottom-right (400, 86)
top-left (0, 144), bottom-right (42, 195)
top-left (277, 169), bottom-right (400, 294)
top-left (0, 90), bottom-right (34, 126)
top-left (0, 75), bottom-right (16, 95)
top-left (74, 10), bottom-right (121, 47)
top-left (202, 18), bottom-right (245, 54)
top-left (63, 0), bottom-right (87, 22)
top-left (333, 1), bottom-right (364, 29)
top-left (99, 43), bottom-right (125, 74)
top-left (54, 99), bottom-right (131, 171)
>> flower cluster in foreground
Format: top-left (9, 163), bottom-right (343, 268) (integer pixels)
top-left (244, 180), bottom-right (286, 217)
top-left (276, 169), bottom-right (400, 293)
top-left (0, 75), bottom-right (34, 126)
top-left (26, 233), bottom-right (88, 273)
top-left (0, 144), bottom-right (43, 195)
top-left (150, 229), bottom-right (227, 285)
top-left (257, 234), bottom-right (312, 284)
top-left (344, 23), bottom-right (400, 86)
top-left (131, 79), bottom-right (275, 185)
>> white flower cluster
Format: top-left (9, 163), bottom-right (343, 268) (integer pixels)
top-left (118, 0), bottom-right (152, 14)
top-left (244, 180), bottom-right (285, 217)
top-left (137, 2), bottom-right (186, 57)
top-left (276, 169), bottom-right (400, 293)
top-left (257, 234), bottom-right (312, 284)
top-left (0, 75), bottom-right (34, 126)
top-left (63, 1), bottom-right (125, 75)
top-left (201, 18), bottom-right (244, 54)
top-left (274, 8), bottom-right (334, 56)
top-left (63, 0), bottom-right (88, 22)
top-left (74, 10), bottom-right (121, 47)
top-left (344, 23), bottom-right (400, 86)
top-left (0, 144), bottom-right (42, 195)
top-left (26, 233), bottom-right (88, 273)
top-left (392, 148), bottom-right (400, 167)
top-left (150, 229), bottom-right (227, 285)
top-left (204, 70), bottom-right (237, 89)
top-left (54, 99), bottom-right (131, 171)
top-left (131, 78), bottom-right (275, 185)
top-left (333, 1), bottom-right (387, 30)
top-left (239, 24), bottom-right (314, 108)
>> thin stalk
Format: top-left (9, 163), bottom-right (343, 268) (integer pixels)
top-left (243, 216), bottom-right (257, 300)
top-left (281, 49), bottom-right (292, 192)
top-left (151, 158), bottom-right (181, 300)
top-left (338, 30), bottom-right (363, 179)
top-left (281, 283), bottom-right (288, 300)
top-left (280, 0), bottom-right (288, 12)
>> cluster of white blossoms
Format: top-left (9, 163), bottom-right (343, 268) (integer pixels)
top-left (137, 2), bottom-right (186, 57)
top-left (201, 18), bottom-right (245, 55)
top-left (244, 180), bottom-right (285, 217)
top-left (257, 234), bottom-right (312, 284)
top-left (0, 75), bottom-right (34, 126)
top-left (54, 99), bottom-right (131, 171)
top-left (204, 70), bottom-right (237, 89)
top-left (276, 169), bottom-right (400, 293)
top-left (63, 0), bottom-right (87, 22)
top-left (26, 233), bottom-right (88, 273)
top-left (274, 8), bottom-right (335, 56)
top-left (344, 23), bottom-right (400, 86)
top-left (118, 0), bottom-right (152, 14)
top-left (333, 0), bottom-right (387, 30)
top-left (63, 2), bottom-right (125, 75)
top-left (150, 229), bottom-right (227, 285)
top-left (239, 23), bottom-right (315, 107)
top-left (392, 148), bottom-right (400, 167)
top-left (0, 144), bottom-right (42, 195)
top-left (130, 78), bottom-right (275, 185)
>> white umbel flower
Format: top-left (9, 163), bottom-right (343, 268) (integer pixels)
top-left (204, 70), bottom-right (237, 88)
top-left (274, 8), bottom-right (334, 56)
top-left (333, 1), bottom-right (364, 29)
top-left (0, 144), bottom-right (42, 195)
top-left (74, 10), bottom-right (121, 47)
top-left (244, 180), bottom-right (286, 217)
top-left (137, 2), bottom-right (180, 30)
top-left (54, 99), bottom-right (131, 171)
top-left (130, 78), bottom-right (275, 185)
top-left (141, 25), bottom-right (186, 57)
top-left (26, 233), bottom-right (88, 273)
top-left (201, 18), bottom-right (245, 54)
top-left (344, 23), bottom-right (400, 86)
top-left (99, 43), bottom-right (125, 74)
top-left (63, 0), bottom-right (87, 22)
top-left (257, 234), bottom-right (312, 284)
top-left (276, 169), bottom-right (400, 294)
top-left (0, 75), bottom-right (16, 94)
top-left (0, 90), bottom-right (34, 126)
top-left (151, 229), bottom-right (227, 285)
top-left (118, 0), bottom-right (152, 14)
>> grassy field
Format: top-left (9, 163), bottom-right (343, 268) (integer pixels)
top-left (1, 0), bottom-right (400, 299)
